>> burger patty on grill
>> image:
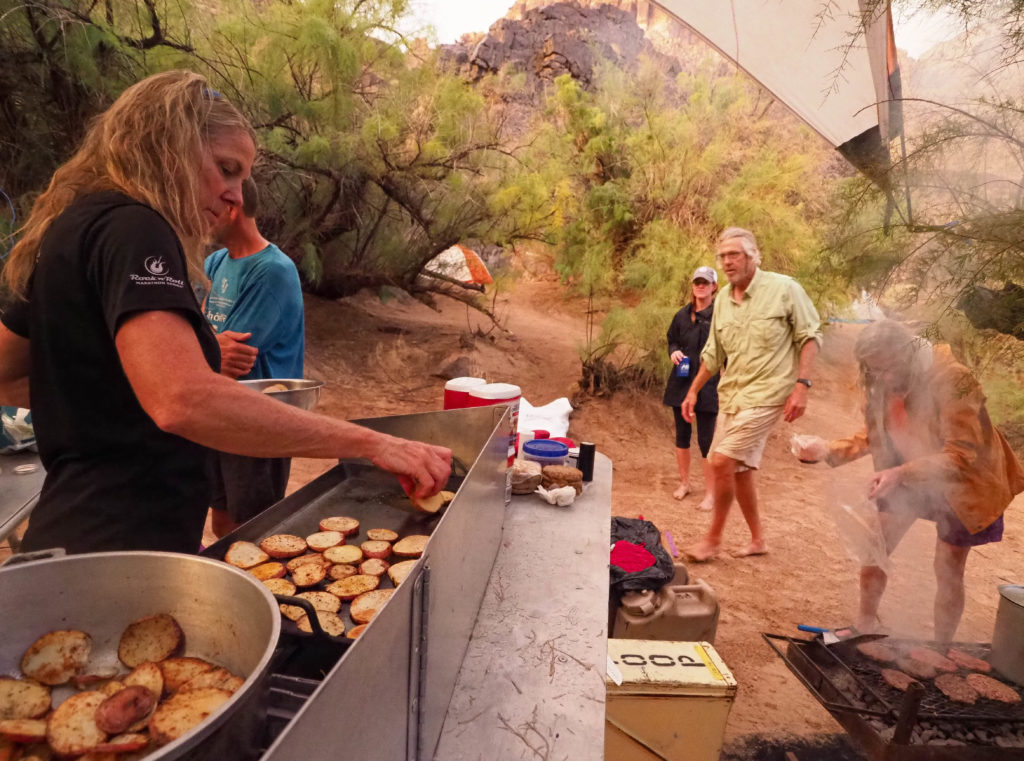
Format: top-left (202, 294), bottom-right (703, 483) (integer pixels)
top-left (908, 646), bottom-right (958, 673)
top-left (946, 648), bottom-right (991, 673)
top-left (857, 641), bottom-right (897, 664)
top-left (934, 673), bottom-right (978, 704)
top-left (965, 673), bottom-right (1022, 703)
top-left (881, 668), bottom-right (920, 692)
top-left (896, 656), bottom-right (937, 680)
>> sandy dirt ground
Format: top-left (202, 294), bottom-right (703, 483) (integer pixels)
top-left (274, 268), bottom-right (1024, 747)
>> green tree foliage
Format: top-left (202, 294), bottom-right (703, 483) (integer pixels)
top-left (0, 0), bottom-right (548, 310)
top-left (518, 58), bottom-right (838, 390)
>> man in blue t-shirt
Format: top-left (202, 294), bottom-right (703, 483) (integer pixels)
top-left (204, 178), bottom-right (305, 537)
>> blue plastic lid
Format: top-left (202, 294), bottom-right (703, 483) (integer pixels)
top-left (522, 439), bottom-right (569, 457)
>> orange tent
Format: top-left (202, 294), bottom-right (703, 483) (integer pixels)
top-left (425, 244), bottom-right (494, 286)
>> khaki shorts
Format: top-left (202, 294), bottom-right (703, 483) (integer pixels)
top-left (710, 406), bottom-right (786, 472)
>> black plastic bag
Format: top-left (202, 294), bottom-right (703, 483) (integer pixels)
top-left (609, 517), bottom-right (675, 596)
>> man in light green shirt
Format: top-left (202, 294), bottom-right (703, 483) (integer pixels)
top-left (682, 227), bottom-right (822, 561)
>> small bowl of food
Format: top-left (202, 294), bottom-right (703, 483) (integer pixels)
top-left (239, 379), bottom-right (323, 411)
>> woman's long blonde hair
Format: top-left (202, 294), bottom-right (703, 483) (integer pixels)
top-left (3, 70), bottom-right (254, 298)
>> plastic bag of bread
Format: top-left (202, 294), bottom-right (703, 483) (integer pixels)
top-left (541, 465), bottom-right (583, 495)
top-left (510, 460), bottom-right (543, 495)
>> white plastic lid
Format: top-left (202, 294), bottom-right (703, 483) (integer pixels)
top-left (469, 382), bottom-right (521, 400)
top-left (444, 377), bottom-right (487, 392)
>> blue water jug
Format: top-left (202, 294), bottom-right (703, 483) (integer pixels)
top-left (676, 357), bottom-right (690, 378)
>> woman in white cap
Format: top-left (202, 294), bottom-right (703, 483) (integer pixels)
top-left (663, 266), bottom-right (720, 509)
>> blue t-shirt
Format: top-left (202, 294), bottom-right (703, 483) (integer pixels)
top-left (204, 244), bottom-right (305, 380)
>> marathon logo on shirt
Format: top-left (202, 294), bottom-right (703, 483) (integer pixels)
top-left (129, 256), bottom-right (185, 289)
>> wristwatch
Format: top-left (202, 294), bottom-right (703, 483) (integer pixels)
top-left (796, 378), bottom-right (813, 388)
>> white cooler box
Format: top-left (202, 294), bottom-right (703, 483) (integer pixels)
top-left (606, 639), bottom-right (737, 761)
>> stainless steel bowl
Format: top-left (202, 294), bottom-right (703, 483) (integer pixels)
top-left (240, 378), bottom-right (323, 411)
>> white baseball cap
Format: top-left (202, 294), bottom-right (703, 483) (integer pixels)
top-left (692, 266), bottom-right (718, 284)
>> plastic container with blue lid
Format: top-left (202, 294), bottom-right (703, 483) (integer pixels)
top-left (522, 439), bottom-right (569, 466)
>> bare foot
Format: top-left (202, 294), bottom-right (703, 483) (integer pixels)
top-left (683, 539), bottom-right (720, 562)
top-left (729, 540), bottom-right (769, 558)
top-left (695, 497), bottom-right (713, 511)
top-left (672, 483), bottom-right (691, 500)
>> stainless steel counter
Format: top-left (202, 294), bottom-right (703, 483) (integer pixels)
top-left (433, 453), bottom-right (612, 761)
top-left (0, 451), bottom-right (44, 547)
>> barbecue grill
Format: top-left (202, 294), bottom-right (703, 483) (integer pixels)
top-left (202, 405), bottom-right (512, 761)
top-left (765, 632), bottom-right (1024, 760)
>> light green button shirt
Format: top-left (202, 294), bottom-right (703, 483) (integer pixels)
top-left (700, 268), bottom-right (822, 414)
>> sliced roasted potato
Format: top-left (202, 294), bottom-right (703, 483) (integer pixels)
top-left (366, 528), bottom-right (398, 542)
top-left (20, 629), bottom-right (91, 686)
top-left (158, 658), bottom-right (214, 694)
top-left (118, 614), bottom-right (183, 668)
top-left (178, 667), bottom-right (243, 695)
top-left (296, 611), bottom-right (345, 636)
top-left (323, 545), bottom-right (362, 565)
top-left (262, 578), bottom-right (297, 597)
top-left (70, 669), bottom-right (121, 690)
top-left (223, 541), bottom-right (269, 570)
top-left (0, 677), bottom-right (50, 720)
top-left (95, 732), bottom-right (150, 753)
top-left (259, 534), bottom-right (307, 559)
top-left (346, 624), bottom-right (368, 640)
top-left (46, 691), bottom-right (107, 756)
top-left (409, 492), bottom-right (444, 513)
top-left (350, 589), bottom-right (395, 624)
top-left (290, 562), bottom-right (327, 588)
top-left (148, 687), bottom-right (231, 746)
top-left (296, 591), bottom-right (341, 613)
top-left (100, 680), bottom-right (127, 698)
top-left (248, 562), bottom-right (287, 581)
top-left (387, 559), bottom-right (418, 587)
top-left (359, 558), bottom-right (390, 577)
top-left (325, 574), bottom-right (379, 601)
top-left (360, 540), bottom-right (391, 560)
top-left (95, 686), bottom-right (156, 735)
top-left (440, 490), bottom-right (456, 504)
top-left (318, 516), bottom-right (359, 536)
top-left (123, 663), bottom-right (163, 701)
top-left (0, 718), bottom-right (47, 743)
top-left (279, 604), bottom-right (305, 622)
top-left (393, 535), bottom-right (429, 558)
top-left (327, 563), bottom-right (358, 581)
top-left (285, 554), bottom-right (329, 574)
top-left (305, 531), bottom-right (343, 552)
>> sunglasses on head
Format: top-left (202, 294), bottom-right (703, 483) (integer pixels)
top-left (693, 279), bottom-right (712, 286)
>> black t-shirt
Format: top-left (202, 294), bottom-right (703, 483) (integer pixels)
top-left (1, 192), bottom-right (220, 554)
top-left (662, 302), bottom-right (719, 411)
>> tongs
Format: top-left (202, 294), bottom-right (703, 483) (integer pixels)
top-left (797, 624), bottom-right (888, 646)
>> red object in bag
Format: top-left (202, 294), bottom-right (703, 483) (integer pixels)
top-left (610, 541), bottom-right (656, 573)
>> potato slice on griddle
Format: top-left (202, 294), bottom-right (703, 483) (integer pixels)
top-left (409, 492), bottom-right (444, 513)
top-left (346, 624), bottom-right (368, 640)
top-left (297, 611), bottom-right (346, 637)
top-left (158, 658), bottom-right (214, 694)
top-left (325, 574), bottom-right (379, 601)
top-left (46, 691), bottom-right (107, 756)
top-left (318, 516), bottom-right (359, 536)
top-left (259, 534), bottom-right (307, 559)
top-left (327, 563), bottom-right (358, 581)
top-left (118, 614), bottom-right (183, 668)
top-left (366, 528), bottom-right (398, 542)
top-left (306, 531), bottom-right (343, 552)
top-left (387, 559), bottom-right (419, 587)
top-left (20, 629), bottom-right (91, 686)
top-left (350, 589), bottom-right (395, 624)
top-left (285, 554), bottom-right (329, 574)
top-left (291, 562), bottom-right (327, 588)
top-left (149, 687), bottom-right (231, 746)
top-left (249, 561), bottom-right (287, 581)
top-left (0, 718), bottom-right (48, 743)
top-left (323, 545), bottom-right (362, 565)
top-left (224, 541), bottom-right (269, 569)
top-left (360, 540), bottom-right (391, 560)
top-left (262, 578), bottom-right (297, 597)
top-left (296, 591), bottom-right (341, 613)
top-left (440, 490), bottom-right (456, 504)
top-left (393, 535), bottom-right (429, 558)
top-left (279, 604), bottom-right (306, 622)
top-left (359, 558), bottom-right (390, 577)
top-left (179, 667), bottom-right (243, 695)
top-left (0, 677), bottom-right (50, 720)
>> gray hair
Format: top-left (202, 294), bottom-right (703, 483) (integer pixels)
top-left (718, 226), bottom-right (762, 266)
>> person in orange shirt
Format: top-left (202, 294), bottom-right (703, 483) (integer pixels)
top-left (793, 320), bottom-right (1024, 642)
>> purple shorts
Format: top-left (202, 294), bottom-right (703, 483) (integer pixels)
top-left (878, 491), bottom-right (1003, 548)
